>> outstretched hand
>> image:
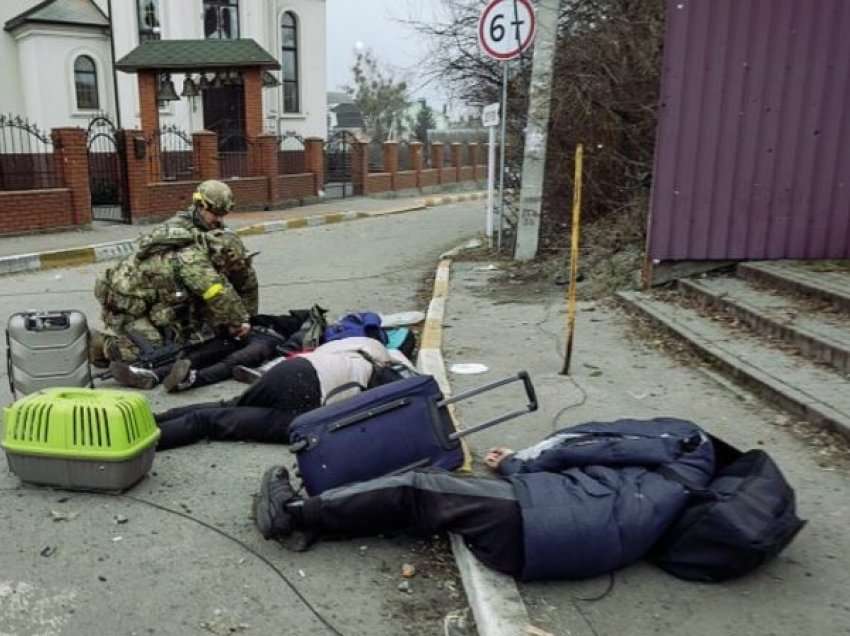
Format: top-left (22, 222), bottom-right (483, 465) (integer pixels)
top-left (484, 447), bottom-right (514, 471)
top-left (229, 323), bottom-right (252, 339)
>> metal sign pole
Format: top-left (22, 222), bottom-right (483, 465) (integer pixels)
top-left (486, 124), bottom-right (497, 245)
top-left (497, 61), bottom-right (509, 250)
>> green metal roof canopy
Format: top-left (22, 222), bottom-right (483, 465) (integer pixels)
top-left (115, 39), bottom-right (280, 73)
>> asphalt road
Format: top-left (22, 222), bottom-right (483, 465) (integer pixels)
top-left (0, 203), bottom-right (483, 636)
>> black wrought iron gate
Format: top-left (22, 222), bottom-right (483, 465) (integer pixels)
top-left (87, 117), bottom-right (130, 223)
top-left (324, 131), bottom-right (355, 199)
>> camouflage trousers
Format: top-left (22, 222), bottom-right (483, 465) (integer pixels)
top-left (91, 315), bottom-right (165, 365)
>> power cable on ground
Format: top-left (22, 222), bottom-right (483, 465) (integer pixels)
top-left (0, 488), bottom-right (344, 636)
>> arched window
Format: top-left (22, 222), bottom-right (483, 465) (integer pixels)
top-left (281, 11), bottom-right (299, 113)
top-left (204, 0), bottom-right (239, 39)
top-left (74, 55), bottom-right (99, 110)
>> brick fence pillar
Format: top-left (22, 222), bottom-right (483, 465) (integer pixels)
top-left (467, 143), bottom-right (479, 180)
top-left (243, 68), bottom-right (263, 139)
top-left (254, 134), bottom-right (279, 206)
top-left (383, 141), bottom-right (398, 189)
top-left (304, 137), bottom-right (324, 196)
top-left (52, 128), bottom-right (91, 226)
top-left (192, 131), bottom-right (220, 181)
top-left (431, 142), bottom-right (444, 185)
top-left (121, 129), bottom-right (148, 222)
top-left (352, 141), bottom-right (369, 196)
top-left (410, 141), bottom-right (423, 188)
top-left (451, 143), bottom-right (463, 183)
top-left (138, 71), bottom-right (160, 183)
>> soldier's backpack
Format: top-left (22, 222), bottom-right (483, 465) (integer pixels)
top-left (6, 310), bottom-right (93, 398)
top-left (652, 435), bottom-right (806, 582)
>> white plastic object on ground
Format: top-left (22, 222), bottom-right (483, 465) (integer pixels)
top-left (449, 363), bottom-right (490, 375)
top-left (381, 311), bottom-right (426, 328)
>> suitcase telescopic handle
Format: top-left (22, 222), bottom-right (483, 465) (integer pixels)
top-left (440, 371), bottom-right (539, 441)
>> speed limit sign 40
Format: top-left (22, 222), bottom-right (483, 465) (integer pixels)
top-left (478, 0), bottom-right (537, 61)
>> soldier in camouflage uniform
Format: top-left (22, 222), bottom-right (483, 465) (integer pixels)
top-left (91, 180), bottom-right (256, 367)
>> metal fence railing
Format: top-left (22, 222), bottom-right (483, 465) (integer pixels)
top-left (398, 142), bottom-right (414, 172)
top-left (219, 132), bottom-right (250, 178)
top-left (0, 114), bottom-right (61, 191)
top-left (151, 125), bottom-right (193, 181)
top-left (278, 134), bottom-right (306, 175)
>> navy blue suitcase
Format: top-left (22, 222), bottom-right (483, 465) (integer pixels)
top-left (289, 372), bottom-right (537, 495)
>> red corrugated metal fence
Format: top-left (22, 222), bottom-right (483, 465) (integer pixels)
top-left (647, 0), bottom-right (850, 261)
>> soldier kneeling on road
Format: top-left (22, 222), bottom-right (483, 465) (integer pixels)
top-left (90, 180), bottom-right (256, 377)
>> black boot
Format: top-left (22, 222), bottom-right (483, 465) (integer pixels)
top-left (255, 466), bottom-right (298, 540)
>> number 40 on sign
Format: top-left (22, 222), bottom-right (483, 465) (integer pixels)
top-left (478, 0), bottom-right (537, 61)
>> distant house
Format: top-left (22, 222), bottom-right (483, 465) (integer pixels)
top-left (327, 91), bottom-right (365, 137)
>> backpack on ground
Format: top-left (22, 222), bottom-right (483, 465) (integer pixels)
top-left (324, 312), bottom-right (387, 345)
top-left (652, 435), bottom-right (806, 582)
top-left (384, 327), bottom-right (417, 360)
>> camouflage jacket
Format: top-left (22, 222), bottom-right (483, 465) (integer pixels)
top-left (95, 211), bottom-right (252, 335)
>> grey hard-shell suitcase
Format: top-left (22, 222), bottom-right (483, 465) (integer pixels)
top-left (6, 310), bottom-right (93, 398)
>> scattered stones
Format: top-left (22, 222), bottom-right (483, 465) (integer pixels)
top-left (114, 514), bottom-right (129, 525)
top-left (50, 510), bottom-right (78, 522)
top-left (39, 546), bottom-right (56, 558)
top-left (397, 580), bottom-right (412, 594)
top-left (401, 563), bottom-right (416, 578)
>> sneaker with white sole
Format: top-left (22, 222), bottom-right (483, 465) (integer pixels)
top-left (163, 359), bottom-right (193, 393)
top-left (109, 362), bottom-right (159, 390)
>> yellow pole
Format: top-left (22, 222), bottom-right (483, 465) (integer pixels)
top-left (561, 144), bottom-right (584, 376)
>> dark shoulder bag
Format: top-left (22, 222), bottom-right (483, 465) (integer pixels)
top-left (652, 435), bottom-right (806, 582)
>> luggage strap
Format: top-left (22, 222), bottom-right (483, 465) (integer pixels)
top-left (323, 382), bottom-right (367, 406)
top-left (329, 398), bottom-right (412, 432)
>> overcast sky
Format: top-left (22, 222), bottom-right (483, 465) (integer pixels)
top-left (325, 0), bottom-right (448, 108)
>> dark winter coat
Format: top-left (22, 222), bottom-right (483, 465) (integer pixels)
top-left (498, 417), bottom-right (715, 581)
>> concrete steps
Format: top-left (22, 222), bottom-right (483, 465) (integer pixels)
top-left (678, 277), bottom-right (850, 375)
top-left (739, 261), bottom-right (850, 311)
top-left (618, 260), bottom-right (850, 439)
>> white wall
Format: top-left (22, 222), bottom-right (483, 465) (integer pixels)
top-left (265, 0), bottom-right (328, 139)
top-left (0, 1), bottom-right (69, 121)
top-left (12, 25), bottom-right (115, 131)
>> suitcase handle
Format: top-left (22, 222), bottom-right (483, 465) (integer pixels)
top-left (440, 371), bottom-right (539, 441)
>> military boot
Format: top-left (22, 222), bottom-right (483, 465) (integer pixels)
top-left (88, 330), bottom-right (110, 369)
top-left (254, 466), bottom-right (298, 540)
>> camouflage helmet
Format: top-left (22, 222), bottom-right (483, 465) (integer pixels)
top-left (206, 229), bottom-right (249, 273)
top-left (193, 180), bottom-right (234, 215)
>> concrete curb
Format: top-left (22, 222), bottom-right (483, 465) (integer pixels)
top-left (0, 192), bottom-right (487, 278)
top-left (417, 256), bottom-right (534, 636)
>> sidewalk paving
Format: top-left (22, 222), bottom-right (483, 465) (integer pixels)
top-left (0, 190), bottom-right (484, 274)
top-left (441, 256), bottom-right (850, 636)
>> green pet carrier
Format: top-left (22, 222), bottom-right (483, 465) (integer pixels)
top-left (2, 388), bottom-right (160, 491)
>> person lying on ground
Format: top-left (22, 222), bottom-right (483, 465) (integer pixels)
top-left (108, 308), bottom-right (326, 391)
top-left (253, 417), bottom-right (715, 581)
top-left (154, 337), bottom-right (415, 450)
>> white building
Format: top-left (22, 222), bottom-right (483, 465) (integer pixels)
top-left (1, 0), bottom-right (327, 139)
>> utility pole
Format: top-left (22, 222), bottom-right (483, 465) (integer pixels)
top-left (513, 0), bottom-right (561, 261)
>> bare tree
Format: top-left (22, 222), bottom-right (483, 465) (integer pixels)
top-left (409, 0), bottom-right (665, 253)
